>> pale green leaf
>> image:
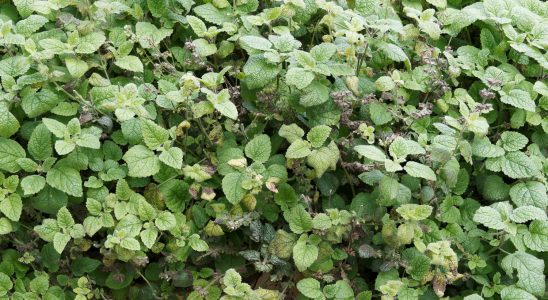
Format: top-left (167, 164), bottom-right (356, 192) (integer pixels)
top-left (354, 145), bottom-right (387, 162)
top-left (222, 173), bottom-right (246, 204)
top-left (245, 134), bottom-right (271, 163)
top-left (159, 147), bottom-right (184, 169)
top-left (293, 239), bottom-right (318, 272)
top-left (115, 55), bottom-right (144, 72)
top-left (502, 152), bottom-right (539, 179)
top-left (404, 162), bottom-right (437, 181)
top-left (297, 278), bottom-right (323, 299)
top-left (284, 205), bottom-right (313, 234)
top-left (123, 145), bottom-right (161, 177)
top-left (53, 232), bottom-right (71, 253)
top-left (0, 194), bottom-right (22, 222)
top-left (21, 175), bottom-right (46, 195)
top-left (46, 166), bottom-right (83, 197)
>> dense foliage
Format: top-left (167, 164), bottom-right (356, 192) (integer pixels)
top-left (0, 0), bottom-right (547, 299)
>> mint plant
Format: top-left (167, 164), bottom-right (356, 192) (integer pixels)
top-left (0, 0), bottom-right (546, 299)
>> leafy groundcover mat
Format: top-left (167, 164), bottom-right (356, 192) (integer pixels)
top-left (0, 0), bottom-right (547, 299)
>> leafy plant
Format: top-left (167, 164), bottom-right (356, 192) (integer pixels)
top-left (0, 0), bottom-right (546, 299)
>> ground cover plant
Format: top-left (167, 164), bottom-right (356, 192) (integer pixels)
top-left (0, 0), bottom-right (546, 299)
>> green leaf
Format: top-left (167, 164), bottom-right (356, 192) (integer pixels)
top-left (123, 145), bottom-right (161, 177)
top-left (186, 15), bottom-right (208, 37)
top-left (354, 145), bottom-right (387, 162)
top-left (34, 219), bottom-right (60, 241)
top-left (500, 89), bottom-right (536, 112)
top-left (15, 15), bottom-right (48, 36)
top-left (0, 272), bottom-right (12, 296)
top-left (140, 228), bottom-right (158, 249)
top-left (46, 165), bottom-right (83, 197)
top-left (279, 124), bottom-right (305, 143)
top-left (502, 152), bottom-right (539, 179)
top-left (297, 278), bottom-right (323, 299)
top-left (240, 35), bottom-right (272, 51)
top-left (306, 125), bottom-right (331, 148)
top-left (300, 81), bottom-right (329, 107)
top-left (159, 179), bottom-right (190, 212)
top-left (471, 138), bottom-right (505, 158)
top-left (0, 104), bottom-right (20, 138)
top-left (426, 0), bottom-right (446, 8)
top-left (28, 124), bottom-right (53, 160)
top-left (155, 211), bottom-right (176, 231)
top-left (54, 140), bottom-right (75, 155)
top-left (293, 238), bottom-right (318, 272)
top-left (375, 76), bottom-right (395, 92)
top-left (379, 176), bottom-right (399, 203)
top-left (39, 39), bottom-right (67, 54)
top-left (65, 57), bottom-right (89, 78)
top-left (286, 67), bottom-right (314, 89)
top-left (286, 140), bottom-right (312, 159)
top-left (140, 119), bottom-right (169, 150)
top-left (378, 42), bottom-right (408, 62)
top-left (56, 206), bottom-right (75, 228)
top-left (21, 175), bottom-right (46, 195)
top-left (136, 22), bottom-right (173, 49)
top-left (501, 251), bottom-right (545, 296)
top-left (294, 50), bottom-right (315, 68)
top-left (192, 39), bottom-right (217, 57)
top-left (193, 3), bottom-right (232, 25)
top-left (523, 220), bottom-right (548, 252)
top-left (245, 134), bottom-right (271, 163)
top-left (0, 137), bottom-right (25, 173)
top-left (397, 204), bottom-right (433, 221)
top-left (22, 88), bottom-right (63, 118)
top-left (0, 55), bottom-right (30, 76)
top-left (159, 147), bottom-right (184, 169)
top-left (42, 118), bottom-right (67, 138)
top-left (312, 213), bottom-right (332, 230)
top-left (307, 142), bottom-right (340, 178)
top-left (212, 93), bottom-right (238, 120)
top-left (404, 162), bottom-right (437, 181)
top-left (116, 215), bottom-right (142, 237)
top-left (120, 237), bottom-right (141, 251)
top-left (284, 205), bottom-right (313, 234)
top-left (137, 199), bottom-right (157, 221)
top-left (269, 230), bottom-right (297, 259)
top-left (148, 0), bottom-right (168, 17)
top-left (369, 103), bottom-right (393, 125)
top-left (242, 55), bottom-right (280, 89)
top-left (115, 55), bottom-right (144, 72)
top-left (326, 280), bottom-right (354, 299)
top-left (310, 43), bottom-right (337, 62)
top-left (500, 286), bottom-right (536, 300)
top-left (188, 234), bottom-right (209, 252)
top-left (222, 173), bottom-right (246, 204)
top-left (76, 134), bottom-right (100, 149)
top-left (500, 131), bottom-right (528, 152)
top-left (223, 268), bottom-right (242, 287)
top-left (70, 257), bottom-right (101, 277)
top-left (0, 194), bottom-right (22, 222)
top-left (0, 217), bottom-right (12, 235)
top-left (76, 32), bottom-right (106, 54)
top-left (473, 206), bottom-right (506, 230)
top-left (389, 137), bottom-right (425, 160)
top-left (53, 232), bottom-right (71, 253)
top-left (510, 206), bottom-right (547, 223)
top-left (510, 181), bottom-right (547, 209)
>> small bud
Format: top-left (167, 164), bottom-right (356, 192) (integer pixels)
top-left (200, 187), bottom-right (216, 201)
top-left (345, 75), bottom-right (360, 95)
top-left (227, 158), bottom-right (247, 168)
top-left (242, 194), bottom-right (256, 211)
